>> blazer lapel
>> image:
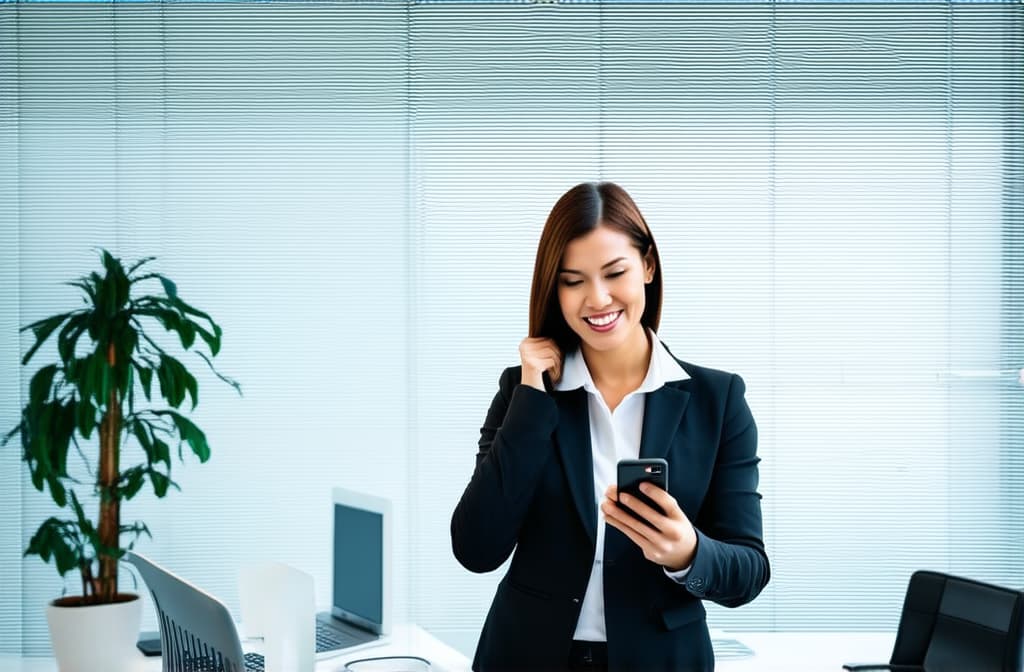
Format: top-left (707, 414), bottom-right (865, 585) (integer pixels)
top-left (640, 382), bottom-right (691, 459)
top-left (554, 388), bottom-right (597, 546)
top-left (606, 381), bottom-right (692, 563)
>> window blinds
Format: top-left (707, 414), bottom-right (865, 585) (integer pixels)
top-left (2, 0), bottom-right (1021, 656)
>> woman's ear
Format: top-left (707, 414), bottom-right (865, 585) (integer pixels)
top-left (643, 249), bottom-right (656, 284)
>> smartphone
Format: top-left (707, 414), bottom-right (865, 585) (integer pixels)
top-left (616, 458), bottom-right (669, 528)
top-left (136, 631), bottom-right (161, 657)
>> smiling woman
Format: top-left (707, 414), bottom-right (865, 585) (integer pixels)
top-left (450, 182), bottom-right (770, 672)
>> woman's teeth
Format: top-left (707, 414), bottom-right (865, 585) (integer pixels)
top-left (584, 311), bottom-right (622, 326)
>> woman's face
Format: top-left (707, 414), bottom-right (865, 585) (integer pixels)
top-left (557, 225), bottom-right (654, 355)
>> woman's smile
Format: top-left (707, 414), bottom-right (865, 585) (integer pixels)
top-left (583, 310), bottom-right (623, 332)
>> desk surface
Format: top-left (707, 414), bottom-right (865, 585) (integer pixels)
top-left (1, 630), bottom-right (895, 672)
top-left (0, 623), bottom-right (473, 672)
top-left (717, 632), bottom-right (895, 671)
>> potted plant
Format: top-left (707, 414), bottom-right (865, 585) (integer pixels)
top-left (3, 249), bottom-right (240, 671)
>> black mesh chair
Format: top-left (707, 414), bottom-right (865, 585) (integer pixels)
top-left (843, 570), bottom-right (1024, 672)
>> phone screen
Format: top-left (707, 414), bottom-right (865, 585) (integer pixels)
top-left (616, 458), bottom-right (668, 528)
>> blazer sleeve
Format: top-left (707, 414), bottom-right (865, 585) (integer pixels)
top-left (681, 373), bottom-right (771, 608)
top-left (450, 366), bottom-right (560, 574)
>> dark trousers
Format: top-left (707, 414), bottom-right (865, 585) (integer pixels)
top-left (568, 640), bottom-right (609, 672)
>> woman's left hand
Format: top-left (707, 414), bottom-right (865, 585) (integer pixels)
top-left (601, 483), bottom-right (697, 571)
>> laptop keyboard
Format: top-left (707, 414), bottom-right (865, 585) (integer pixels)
top-left (316, 620), bottom-right (366, 652)
top-left (177, 653), bottom-right (265, 672)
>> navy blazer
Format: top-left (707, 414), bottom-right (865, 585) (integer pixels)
top-left (451, 351), bottom-right (770, 671)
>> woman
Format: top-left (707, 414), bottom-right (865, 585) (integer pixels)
top-left (451, 182), bottom-right (769, 671)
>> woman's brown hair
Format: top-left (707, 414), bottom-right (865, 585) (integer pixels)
top-left (529, 181), bottom-right (663, 355)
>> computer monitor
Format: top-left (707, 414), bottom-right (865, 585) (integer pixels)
top-left (328, 487), bottom-right (392, 636)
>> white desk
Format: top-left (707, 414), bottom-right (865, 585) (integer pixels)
top-left (0, 630), bottom-right (895, 671)
top-left (717, 632), bottom-right (896, 671)
top-left (0, 623), bottom-right (472, 672)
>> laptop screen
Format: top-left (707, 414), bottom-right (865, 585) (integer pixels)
top-left (332, 502), bottom-right (383, 625)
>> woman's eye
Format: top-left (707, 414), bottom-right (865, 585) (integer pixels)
top-left (562, 279), bottom-right (583, 287)
top-left (607, 270), bottom-right (626, 279)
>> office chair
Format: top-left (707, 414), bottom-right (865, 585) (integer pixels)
top-left (843, 570), bottom-right (1024, 672)
top-left (125, 551), bottom-right (265, 672)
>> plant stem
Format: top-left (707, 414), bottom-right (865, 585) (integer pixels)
top-left (97, 342), bottom-right (121, 602)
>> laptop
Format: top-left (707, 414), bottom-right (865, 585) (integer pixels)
top-left (314, 487), bottom-right (393, 658)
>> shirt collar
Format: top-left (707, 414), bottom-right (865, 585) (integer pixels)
top-left (554, 328), bottom-right (690, 394)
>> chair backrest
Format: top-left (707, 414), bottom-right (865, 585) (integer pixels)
top-left (890, 570), bottom-right (1024, 672)
top-left (125, 551), bottom-right (248, 672)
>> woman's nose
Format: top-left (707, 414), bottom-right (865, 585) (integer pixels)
top-left (587, 283), bottom-right (612, 308)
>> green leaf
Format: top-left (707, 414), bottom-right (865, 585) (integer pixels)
top-left (25, 399), bottom-right (77, 507)
top-left (195, 351), bottom-right (242, 397)
top-left (64, 279), bottom-right (97, 304)
top-left (137, 364), bottom-right (153, 401)
top-left (153, 437), bottom-right (171, 467)
top-left (100, 252), bottom-right (120, 319)
top-left (1, 421), bottom-right (21, 448)
top-left (20, 312), bottom-right (74, 366)
top-left (132, 306), bottom-right (198, 351)
top-left (178, 319), bottom-right (196, 350)
top-left (56, 314), bottom-right (88, 364)
top-left (159, 275), bottom-right (178, 300)
top-left (119, 324), bottom-right (139, 362)
top-left (29, 403), bottom-right (54, 484)
top-left (121, 521), bottom-right (152, 549)
top-left (149, 470), bottom-right (170, 497)
top-left (26, 518), bottom-right (81, 577)
top-left (86, 351), bottom-right (106, 408)
top-left (156, 354), bottom-right (197, 409)
top-left (117, 362), bottom-right (134, 407)
top-left (119, 466), bottom-right (147, 500)
top-left (187, 320), bottom-right (220, 356)
top-left (174, 299), bottom-right (222, 355)
top-left (131, 418), bottom-right (155, 461)
top-left (155, 356), bottom-right (180, 408)
top-left (126, 256), bottom-right (157, 278)
top-left (75, 395), bottom-right (95, 440)
top-left (153, 410), bottom-right (210, 463)
top-left (29, 364), bottom-right (59, 408)
top-left (114, 267), bottom-right (130, 314)
top-left (47, 475), bottom-right (68, 508)
top-left (93, 248), bottom-right (131, 320)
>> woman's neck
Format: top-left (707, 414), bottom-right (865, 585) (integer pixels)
top-left (581, 326), bottom-right (652, 389)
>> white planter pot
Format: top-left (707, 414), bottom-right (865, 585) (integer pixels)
top-left (46, 594), bottom-right (143, 672)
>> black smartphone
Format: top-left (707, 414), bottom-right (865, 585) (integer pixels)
top-left (136, 631), bottom-right (161, 657)
top-left (616, 458), bottom-right (669, 528)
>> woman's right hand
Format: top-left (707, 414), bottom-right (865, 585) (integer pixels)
top-left (519, 337), bottom-right (562, 391)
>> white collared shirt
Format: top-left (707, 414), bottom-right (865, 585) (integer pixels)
top-left (554, 329), bottom-right (692, 642)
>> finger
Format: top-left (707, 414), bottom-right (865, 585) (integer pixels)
top-left (618, 492), bottom-right (672, 529)
top-left (602, 497), bottom-right (662, 540)
top-left (528, 353), bottom-right (557, 371)
top-left (603, 506), bottom-right (657, 553)
top-left (615, 495), bottom-right (670, 536)
top-left (605, 484), bottom-right (618, 500)
top-left (638, 483), bottom-right (685, 521)
top-left (540, 345), bottom-right (561, 362)
top-left (538, 348), bottom-right (561, 381)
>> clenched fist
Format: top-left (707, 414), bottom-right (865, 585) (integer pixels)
top-left (519, 337), bottom-right (562, 391)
